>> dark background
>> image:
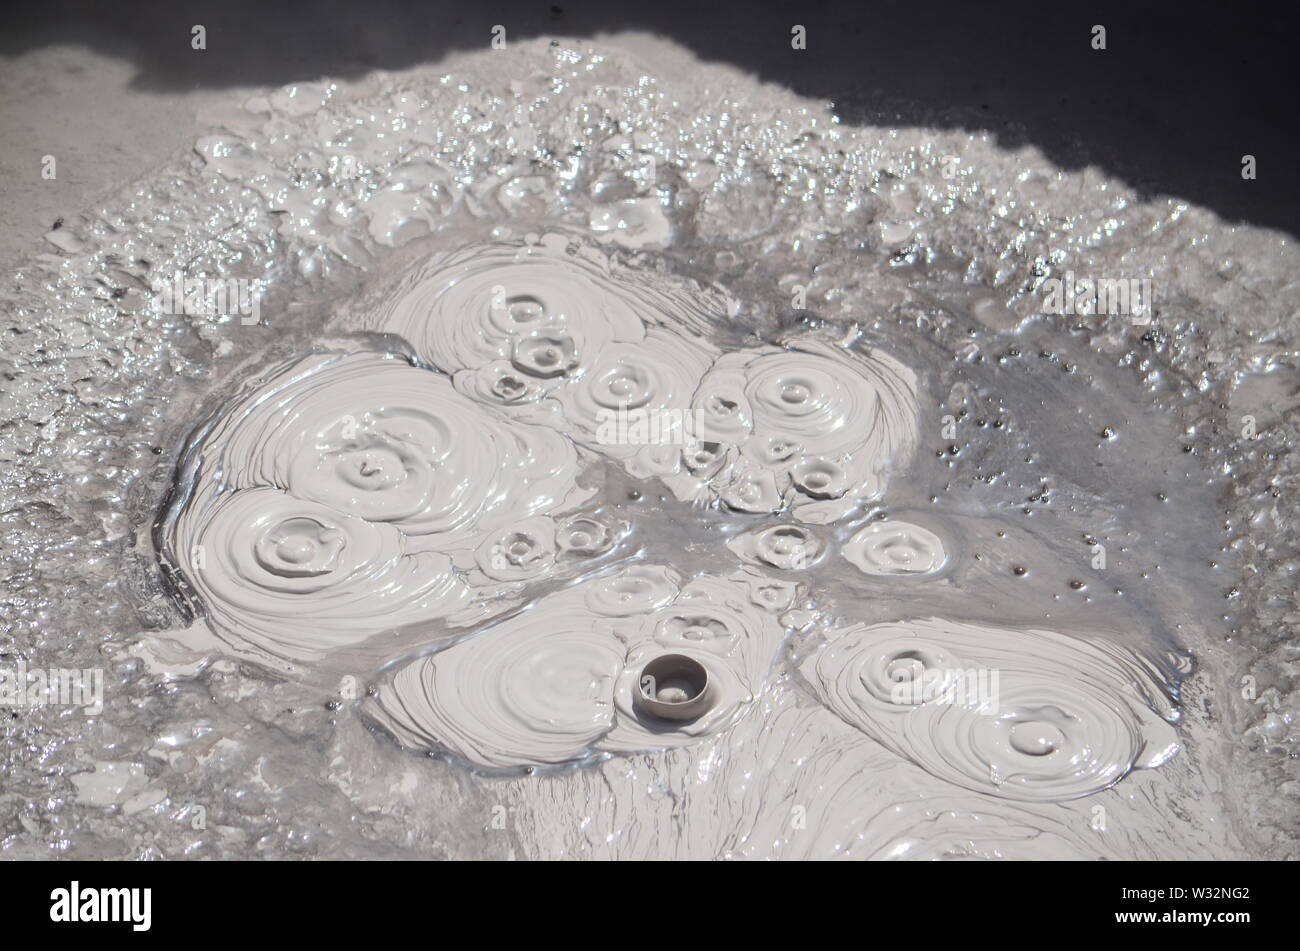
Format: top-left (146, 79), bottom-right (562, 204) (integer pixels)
top-left (6, 0), bottom-right (1297, 236)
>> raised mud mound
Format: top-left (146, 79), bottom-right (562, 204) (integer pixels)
top-left (1, 36), bottom-right (1295, 859)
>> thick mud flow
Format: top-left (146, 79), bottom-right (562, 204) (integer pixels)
top-left (1, 36), bottom-right (1295, 859)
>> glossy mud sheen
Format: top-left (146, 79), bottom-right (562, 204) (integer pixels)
top-left (0, 35), bottom-right (1296, 859)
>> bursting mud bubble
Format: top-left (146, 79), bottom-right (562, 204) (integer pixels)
top-left (0, 35), bottom-right (1296, 859)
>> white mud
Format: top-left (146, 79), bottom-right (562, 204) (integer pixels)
top-left (0, 34), bottom-right (1295, 859)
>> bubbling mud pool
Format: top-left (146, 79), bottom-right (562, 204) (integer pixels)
top-left (2, 35), bottom-right (1296, 859)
